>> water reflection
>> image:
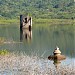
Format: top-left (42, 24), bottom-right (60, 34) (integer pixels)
top-left (53, 59), bottom-right (61, 69)
top-left (48, 56), bottom-right (65, 69)
top-left (20, 28), bottom-right (32, 42)
top-left (0, 24), bottom-right (74, 58)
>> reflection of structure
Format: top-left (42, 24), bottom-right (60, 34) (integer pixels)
top-left (53, 58), bottom-right (61, 69)
top-left (20, 15), bottom-right (32, 41)
top-left (20, 28), bottom-right (32, 41)
top-left (48, 46), bottom-right (66, 68)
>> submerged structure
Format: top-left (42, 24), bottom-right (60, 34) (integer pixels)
top-left (48, 46), bottom-right (66, 68)
top-left (48, 46), bottom-right (66, 60)
top-left (20, 15), bottom-right (32, 41)
top-left (20, 15), bottom-right (32, 29)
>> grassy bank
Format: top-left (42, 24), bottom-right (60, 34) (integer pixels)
top-left (0, 53), bottom-right (75, 75)
top-left (0, 18), bottom-right (19, 25)
top-left (33, 18), bottom-right (74, 25)
top-left (0, 18), bottom-right (74, 25)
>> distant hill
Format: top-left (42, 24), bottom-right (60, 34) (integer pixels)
top-left (0, 0), bottom-right (75, 19)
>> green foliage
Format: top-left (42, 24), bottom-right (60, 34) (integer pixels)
top-left (0, 0), bottom-right (75, 19)
top-left (0, 49), bottom-right (9, 55)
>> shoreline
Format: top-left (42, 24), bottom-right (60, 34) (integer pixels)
top-left (0, 53), bottom-right (75, 75)
top-left (0, 18), bottom-right (74, 25)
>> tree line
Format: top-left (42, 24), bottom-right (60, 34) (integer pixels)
top-left (0, 0), bottom-right (75, 19)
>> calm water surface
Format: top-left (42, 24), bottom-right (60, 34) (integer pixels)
top-left (0, 23), bottom-right (75, 66)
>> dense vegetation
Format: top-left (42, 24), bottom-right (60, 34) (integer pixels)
top-left (0, 0), bottom-right (75, 19)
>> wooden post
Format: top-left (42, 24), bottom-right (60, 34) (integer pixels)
top-left (20, 15), bottom-right (23, 41)
top-left (20, 15), bottom-right (23, 31)
top-left (29, 17), bottom-right (32, 31)
top-left (30, 17), bottom-right (32, 26)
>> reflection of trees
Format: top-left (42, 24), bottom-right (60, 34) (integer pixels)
top-left (19, 24), bottom-right (74, 57)
top-left (35, 25), bottom-right (74, 53)
top-left (32, 25), bottom-right (74, 57)
top-left (51, 25), bottom-right (74, 56)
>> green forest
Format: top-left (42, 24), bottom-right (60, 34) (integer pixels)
top-left (0, 0), bottom-right (75, 19)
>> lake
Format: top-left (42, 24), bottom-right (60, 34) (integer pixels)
top-left (0, 23), bottom-right (75, 74)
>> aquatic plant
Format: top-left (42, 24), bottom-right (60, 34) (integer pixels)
top-left (0, 49), bottom-right (9, 55)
